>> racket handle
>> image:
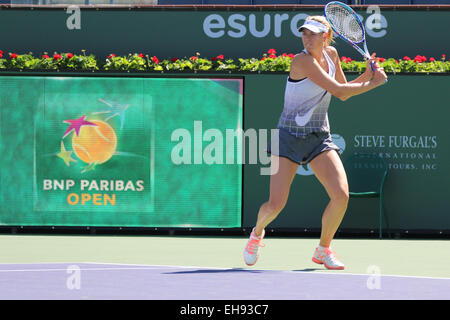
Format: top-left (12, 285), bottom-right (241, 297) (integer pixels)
top-left (370, 61), bottom-right (388, 83)
top-left (370, 61), bottom-right (378, 71)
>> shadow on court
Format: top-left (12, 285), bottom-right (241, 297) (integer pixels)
top-left (163, 268), bottom-right (263, 274)
top-left (292, 268), bottom-right (323, 272)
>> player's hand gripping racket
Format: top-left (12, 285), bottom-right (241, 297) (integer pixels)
top-left (324, 1), bottom-right (379, 71)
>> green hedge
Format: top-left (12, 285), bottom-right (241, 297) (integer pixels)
top-left (1, 50), bottom-right (449, 73)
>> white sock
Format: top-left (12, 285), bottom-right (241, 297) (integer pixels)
top-left (318, 245), bottom-right (329, 251)
top-left (251, 228), bottom-right (262, 239)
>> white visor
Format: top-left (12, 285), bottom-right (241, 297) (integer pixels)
top-left (299, 19), bottom-right (329, 33)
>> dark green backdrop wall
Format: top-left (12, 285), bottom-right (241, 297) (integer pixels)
top-left (243, 73), bottom-right (449, 232)
top-left (0, 7), bottom-right (449, 60)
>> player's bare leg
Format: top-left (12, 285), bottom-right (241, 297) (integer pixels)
top-left (254, 155), bottom-right (299, 237)
top-left (309, 150), bottom-right (348, 269)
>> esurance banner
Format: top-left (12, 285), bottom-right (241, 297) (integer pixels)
top-left (0, 76), bottom-right (243, 227)
top-left (0, 8), bottom-right (449, 61)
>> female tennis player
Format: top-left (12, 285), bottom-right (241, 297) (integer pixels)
top-left (243, 16), bottom-right (387, 270)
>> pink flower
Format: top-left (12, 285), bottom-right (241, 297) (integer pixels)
top-left (190, 56), bottom-right (198, 61)
top-left (429, 57), bottom-right (435, 62)
top-left (42, 54), bottom-right (50, 59)
top-left (269, 54), bottom-right (277, 59)
top-left (152, 56), bottom-right (159, 64)
top-left (403, 56), bottom-right (411, 61)
top-left (53, 54), bottom-right (62, 60)
top-left (267, 49), bottom-right (276, 55)
top-left (216, 54), bottom-right (224, 60)
top-left (138, 53), bottom-right (145, 58)
top-left (378, 57), bottom-right (385, 63)
top-left (287, 54), bottom-right (295, 58)
top-left (442, 54), bottom-right (446, 60)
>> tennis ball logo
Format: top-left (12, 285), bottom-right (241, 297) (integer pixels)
top-left (72, 120), bottom-right (117, 164)
top-left (57, 114), bottom-right (119, 173)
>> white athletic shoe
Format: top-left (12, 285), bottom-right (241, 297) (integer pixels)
top-left (312, 246), bottom-right (345, 270)
top-left (243, 228), bottom-right (265, 266)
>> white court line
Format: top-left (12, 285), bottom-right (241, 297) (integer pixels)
top-left (0, 262), bottom-right (448, 281)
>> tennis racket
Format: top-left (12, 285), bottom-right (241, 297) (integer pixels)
top-left (324, 1), bottom-right (379, 71)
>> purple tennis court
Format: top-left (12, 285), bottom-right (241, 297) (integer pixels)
top-left (1, 262), bottom-right (449, 300)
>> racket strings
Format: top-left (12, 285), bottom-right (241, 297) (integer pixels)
top-left (325, 5), bottom-right (363, 43)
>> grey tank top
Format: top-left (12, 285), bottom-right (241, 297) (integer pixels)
top-left (277, 48), bottom-right (336, 137)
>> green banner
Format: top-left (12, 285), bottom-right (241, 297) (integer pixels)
top-left (0, 8), bottom-right (448, 60)
top-left (0, 76), bottom-right (243, 227)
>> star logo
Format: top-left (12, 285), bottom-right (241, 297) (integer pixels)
top-left (56, 141), bottom-right (77, 167)
top-left (62, 115), bottom-right (98, 139)
top-left (94, 98), bottom-right (130, 130)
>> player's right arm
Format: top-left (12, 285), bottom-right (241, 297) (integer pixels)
top-left (290, 53), bottom-right (387, 101)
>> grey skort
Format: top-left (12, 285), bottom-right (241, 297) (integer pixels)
top-left (267, 128), bottom-right (340, 165)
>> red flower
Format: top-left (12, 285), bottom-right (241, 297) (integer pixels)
top-left (66, 53), bottom-right (74, 59)
top-left (267, 49), bottom-right (276, 55)
top-left (378, 57), bottom-right (385, 63)
top-left (282, 53), bottom-right (287, 57)
top-left (340, 56), bottom-right (352, 63)
top-left (442, 54), bottom-right (446, 60)
top-left (210, 57), bottom-right (218, 61)
top-left (138, 53), bottom-right (145, 58)
top-left (403, 56), bottom-right (411, 61)
top-left (269, 54), bottom-right (277, 59)
top-left (171, 57), bottom-right (178, 62)
top-left (216, 54), bottom-right (224, 60)
top-left (0, 50), bottom-right (3, 55)
top-left (287, 54), bottom-right (295, 58)
top-left (394, 59), bottom-right (399, 64)
top-left (190, 56), bottom-right (198, 61)
top-left (429, 57), bottom-right (435, 62)
top-left (261, 57), bottom-right (267, 61)
top-left (10, 53), bottom-right (18, 59)
top-left (53, 54), bottom-right (62, 60)
top-left (152, 56), bottom-right (159, 64)
top-left (42, 54), bottom-right (50, 59)
top-left (107, 54), bottom-right (116, 59)
top-left (413, 55), bottom-right (426, 63)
